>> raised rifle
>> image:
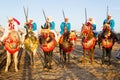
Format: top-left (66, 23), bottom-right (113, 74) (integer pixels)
top-left (85, 8), bottom-right (87, 24)
top-left (42, 9), bottom-right (47, 22)
top-left (62, 9), bottom-right (66, 21)
top-left (42, 9), bottom-right (50, 29)
top-left (23, 6), bottom-right (29, 34)
top-left (106, 5), bottom-right (109, 18)
top-left (62, 9), bottom-right (68, 28)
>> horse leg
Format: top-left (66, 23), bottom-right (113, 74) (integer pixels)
top-left (108, 49), bottom-right (112, 65)
top-left (59, 44), bottom-right (63, 62)
top-left (102, 48), bottom-right (106, 65)
top-left (91, 48), bottom-right (95, 65)
top-left (44, 52), bottom-right (48, 68)
top-left (82, 49), bottom-right (86, 64)
top-left (63, 51), bottom-right (66, 63)
top-left (13, 52), bottom-right (19, 72)
top-left (68, 52), bottom-right (70, 63)
top-left (33, 49), bottom-right (37, 68)
top-left (5, 51), bottom-right (11, 72)
top-left (48, 51), bottom-right (53, 69)
top-left (31, 52), bottom-right (34, 66)
top-left (88, 50), bottom-right (91, 63)
top-left (27, 51), bottom-right (33, 65)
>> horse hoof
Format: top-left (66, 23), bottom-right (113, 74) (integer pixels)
top-left (43, 65), bottom-right (48, 68)
top-left (5, 68), bottom-right (8, 72)
top-left (15, 69), bottom-right (18, 72)
top-left (48, 66), bottom-right (52, 69)
top-left (5, 69), bottom-right (8, 72)
top-left (91, 62), bottom-right (94, 65)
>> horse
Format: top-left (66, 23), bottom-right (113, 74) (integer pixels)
top-left (59, 27), bottom-right (77, 64)
top-left (23, 30), bottom-right (39, 66)
top-left (39, 26), bottom-right (56, 69)
top-left (80, 23), bottom-right (97, 65)
top-left (3, 30), bottom-right (21, 72)
top-left (0, 25), bottom-right (4, 50)
top-left (98, 23), bottom-right (118, 65)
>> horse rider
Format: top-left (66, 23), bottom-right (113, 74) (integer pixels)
top-left (0, 17), bottom-right (20, 41)
top-left (103, 14), bottom-right (115, 31)
top-left (87, 17), bottom-right (98, 37)
top-left (59, 17), bottom-right (71, 38)
top-left (24, 19), bottom-right (38, 37)
top-left (44, 16), bottom-right (58, 42)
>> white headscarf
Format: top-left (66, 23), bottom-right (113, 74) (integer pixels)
top-left (88, 17), bottom-right (96, 24)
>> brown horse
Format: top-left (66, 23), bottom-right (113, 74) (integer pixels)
top-left (59, 27), bottom-right (76, 64)
top-left (39, 26), bottom-right (56, 69)
top-left (98, 23), bottom-right (118, 65)
top-left (4, 30), bottom-right (21, 72)
top-left (81, 23), bottom-right (96, 65)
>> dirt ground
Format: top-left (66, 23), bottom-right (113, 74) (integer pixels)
top-left (0, 39), bottom-right (120, 80)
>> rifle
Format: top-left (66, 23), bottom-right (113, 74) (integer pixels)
top-left (42, 9), bottom-right (47, 22)
top-left (85, 8), bottom-right (87, 24)
top-left (62, 9), bottom-right (66, 20)
top-left (106, 5), bottom-right (109, 18)
top-left (42, 9), bottom-right (50, 29)
top-left (23, 6), bottom-right (29, 34)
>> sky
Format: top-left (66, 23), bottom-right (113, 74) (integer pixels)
top-left (0, 0), bottom-right (120, 33)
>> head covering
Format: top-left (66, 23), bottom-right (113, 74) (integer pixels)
top-left (65, 17), bottom-right (69, 20)
top-left (47, 16), bottom-right (52, 22)
top-left (8, 17), bottom-right (20, 25)
top-left (108, 14), bottom-right (112, 17)
top-left (8, 17), bottom-right (13, 21)
top-left (29, 18), bottom-right (33, 22)
top-left (88, 17), bottom-right (96, 24)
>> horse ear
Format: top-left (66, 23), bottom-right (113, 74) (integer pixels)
top-left (41, 25), bottom-right (44, 29)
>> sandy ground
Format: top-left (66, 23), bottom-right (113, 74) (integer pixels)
top-left (0, 39), bottom-right (120, 80)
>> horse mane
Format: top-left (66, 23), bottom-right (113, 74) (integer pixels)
top-left (63, 31), bottom-right (70, 41)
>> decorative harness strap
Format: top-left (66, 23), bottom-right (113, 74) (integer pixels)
top-left (9, 23), bottom-right (15, 30)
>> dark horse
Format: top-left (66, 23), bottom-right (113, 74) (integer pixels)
top-left (98, 23), bottom-right (118, 65)
top-left (81, 23), bottom-right (97, 65)
top-left (39, 26), bottom-right (56, 69)
top-left (59, 27), bottom-right (76, 64)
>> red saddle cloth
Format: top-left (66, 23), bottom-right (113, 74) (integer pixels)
top-left (62, 41), bottom-right (73, 53)
top-left (41, 39), bottom-right (55, 53)
top-left (4, 37), bottom-right (20, 54)
top-left (102, 39), bottom-right (113, 48)
top-left (82, 38), bottom-right (96, 50)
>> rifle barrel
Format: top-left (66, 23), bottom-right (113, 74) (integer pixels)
top-left (42, 9), bottom-right (47, 22)
top-left (85, 8), bottom-right (87, 23)
top-left (62, 10), bottom-right (65, 20)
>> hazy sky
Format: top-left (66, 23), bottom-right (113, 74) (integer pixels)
top-left (0, 0), bottom-right (120, 32)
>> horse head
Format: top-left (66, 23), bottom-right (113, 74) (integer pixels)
top-left (81, 23), bottom-right (94, 41)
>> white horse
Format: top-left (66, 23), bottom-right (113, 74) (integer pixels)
top-left (4, 30), bottom-right (21, 72)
